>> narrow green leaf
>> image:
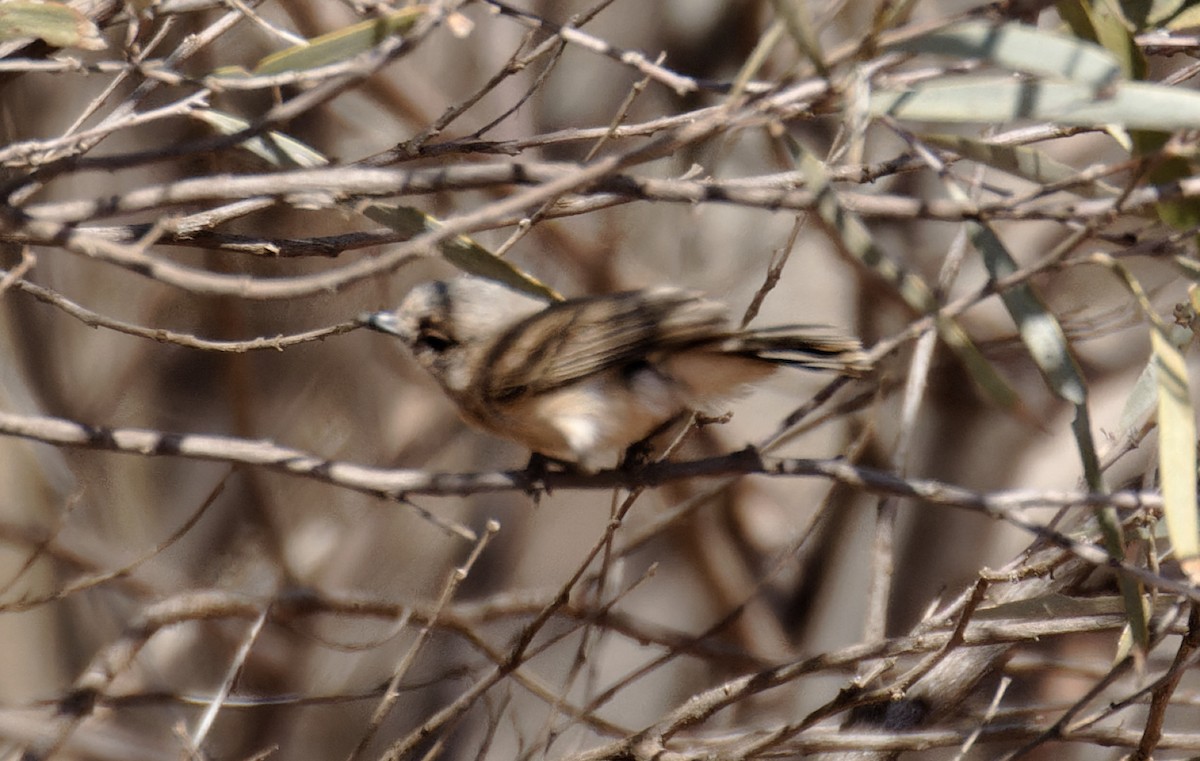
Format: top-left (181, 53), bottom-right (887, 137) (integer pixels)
top-left (869, 0), bottom-right (919, 36)
top-left (728, 20), bottom-right (785, 101)
top-left (940, 173), bottom-right (1145, 649)
top-left (794, 146), bottom-right (1025, 413)
top-left (941, 187), bottom-right (1088, 405)
top-left (1177, 255), bottom-right (1200, 282)
top-left (871, 78), bottom-right (1200, 131)
top-left (1151, 326), bottom-right (1200, 577)
top-left (1117, 322), bottom-right (1194, 433)
top-left (975, 593), bottom-right (1174, 620)
top-left (189, 111), bottom-right (558, 302)
top-left (361, 204), bottom-right (561, 302)
top-left (1165, 3), bottom-right (1200, 28)
top-left (1059, 1), bottom-right (1197, 229)
top-left (888, 20), bottom-right (1120, 93)
top-left (1086, 253), bottom-right (1200, 651)
top-left (213, 6), bottom-right (426, 79)
top-left (1118, 357), bottom-right (1162, 434)
top-left (1055, 0), bottom-right (1146, 79)
top-left (193, 109), bottom-right (329, 168)
top-left (0, 1), bottom-right (105, 50)
top-left (1131, 131), bottom-right (1200, 230)
top-left (922, 134), bottom-right (1118, 198)
top-left (768, 0), bottom-right (827, 76)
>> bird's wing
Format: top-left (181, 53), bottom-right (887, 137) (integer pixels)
top-left (726, 326), bottom-right (868, 374)
top-left (479, 288), bottom-right (729, 400)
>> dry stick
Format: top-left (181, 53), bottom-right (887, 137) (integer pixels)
top-left (471, 37), bottom-right (567, 148)
top-left (569, 426), bottom-right (877, 740)
top-left (732, 579), bottom-right (993, 760)
top-left (0, 707), bottom-right (167, 761)
top-left (576, 441), bottom-right (1169, 757)
top-left (376, 0), bottom-right (620, 162)
top-left (84, 583), bottom-right (1171, 753)
top-left (21, 154), bottom-right (1188, 230)
top-left (446, 418), bottom-right (727, 758)
top-left (3, 4), bottom-right (246, 203)
top-left (0, 473), bottom-right (229, 613)
top-left (307, 586), bottom-right (634, 741)
top-left (471, 691), bottom-right (512, 761)
top-left (0, 492), bottom-right (82, 603)
top-left (0, 511), bottom-right (207, 611)
top-left (62, 18), bottom-right (179, 134)
top-left (49, 0), bottom-right (791, 183)
top-left (62, 588), bottom-right (1168, 689)
top-left (16, 71), bottom-right (828, 234)
top-left (0, 406), bottom-right (1191, 605)
top-left (1135, 607), bottom-right (1200, 758)
top-left (224, 0), bottom-right (307, 46)
top-left (188, 605), bottom-right (269, 754)
top-left (507, 428), bottom-right (699, 761)
top-left (1, 91), bottom-right (211, 165)
top-left (72, 590), bottom-right (1190, 753)
top-left (0, 248), bottom-right (35, 295)
top-left (5, 4), bottom-right (442, 198)
top-left (50, 143), bottom-right (1009, 260)
top-left (954, 675), bottom-right (1012, 761)
top-left (541, 420), bottom-right (704, 754)
top-left (518, 565), bottom-right (664, 761)
top-left (25, 590), bottom-right (264, 761)
top-left (349, 520), bottom-right (498, 761)
top-left (482, 0), bottom-right (699, 96)
top-left (447, 596), bottom-right (640, 743)
top-left (583, 50), bottom-right (662, 164)
top-left (862, 152), bottom-right (981, 642)
top-left (4, 271), bottom-right (360, 352)
top-left (22, 580), bottom-right (1167, 756)
top-left (865, 327), bottom-right (936, 641)
top-left (493, 48), bottom-right (661, 259)
top-left (384, 28), bottom-right (543, 160)
top-left (15, 119), bottom-right (760, 300)
top-left (532, 500), bottom-right (633, 747)
top-left (537, 64), bottom-right (697, 741)
top-left (1050, 603), bottom-right (1200, 749)
top-left (399, 99), bottom-right (1087, 160)
top-left (316, 585), bottom-right (1151, 679)
top-left (638, 725), bottom-right (1200, 756)
top-left (90, 224), bottom-right (409, 257)
top-left (379, 484), bottom-right (654, 759)
top-left (11, 28), bottom-right (181, 165)
top-left (739, 211), bottom-right (804, 327)
top-left (0, 58), bottom-right (143, 74)
top-left (10, 476), bottom-right (231, 756)
top-left (569, 534), bottom-right (1125, 761)
top-left (997, 619), bottom-right (1173, 761)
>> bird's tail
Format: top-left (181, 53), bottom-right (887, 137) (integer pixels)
top-left (729, 326), bottom-right (869, 376)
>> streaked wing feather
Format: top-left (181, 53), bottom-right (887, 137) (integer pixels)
top-left (480, 289), bottom-right (728, 400)
top-left (727, 326), bottom-right (867, 374)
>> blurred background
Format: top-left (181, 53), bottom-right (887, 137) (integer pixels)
top-left (0, 0), bottom-right (1196, 759)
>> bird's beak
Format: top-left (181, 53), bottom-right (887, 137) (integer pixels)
top-left (358, 310), bottom-right (403, 336)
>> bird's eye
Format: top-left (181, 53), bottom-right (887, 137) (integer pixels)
top-left (414, 329), bottom-right (455, 353)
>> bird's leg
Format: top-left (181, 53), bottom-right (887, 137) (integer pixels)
top-left (523, 451), bottom-right (583, 498)
top-left (619, 411), bottom-right (692, 470)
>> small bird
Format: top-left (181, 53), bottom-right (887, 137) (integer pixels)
top-left (363, 277), bottom-right (866, 469)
